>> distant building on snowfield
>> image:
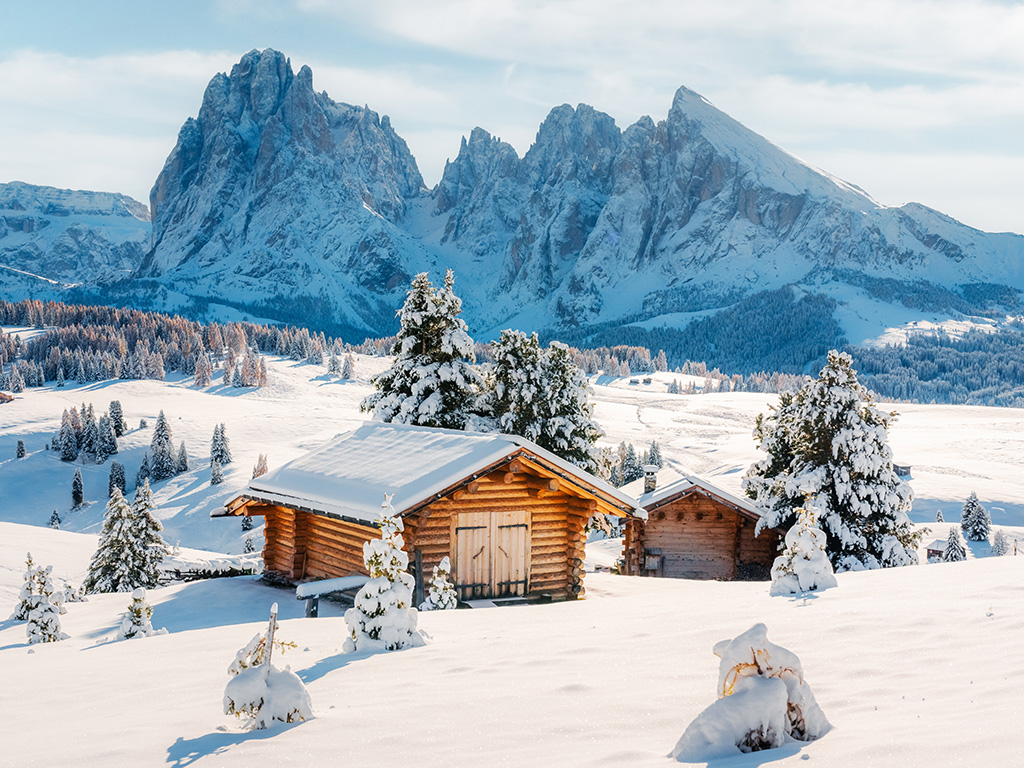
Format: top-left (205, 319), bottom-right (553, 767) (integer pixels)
top-left (622, 472), bottom-right (783, 581)
top-left (893, 463), bottom-right (912, 477)
top-left (217, 422), bottom-right (642, 603)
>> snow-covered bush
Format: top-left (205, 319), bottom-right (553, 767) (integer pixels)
top-left (10, 552), bottom-right (41, 620)
top-left (961, 492), bottom-right (991, 542)
top-left (671, 623), bottom-right (829, 762)
top-left (744, 350), bottom-right (920, 571)
top-left (420, 556), bottom-right (457, 611)
top-left (224, 603), bottom-right (312, 729)
top-left (62, 581), bottom-right (88, 603)
top-left (344, 495), bottom-right (426, 652)
top-left (26, 566), bottom-right (69, 644)
top-left (991, 529), bottom-right (1010, 556)
top-left (116, 588), bottom-right (166, 639)
top-left (943, 525), bottom-right (967, 562)
top-left (770, 505), bottom-right (837, 596)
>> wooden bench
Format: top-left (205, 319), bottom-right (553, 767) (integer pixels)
top-left (295, 575), bottom-right (370, 617)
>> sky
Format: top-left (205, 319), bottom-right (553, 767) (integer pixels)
top-left (1, 0), bottom-right (1022, 234)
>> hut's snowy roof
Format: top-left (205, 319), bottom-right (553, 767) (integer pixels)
top-left (238, 422), bottom-right (640, 524)
top-left (638, 473), bottom-right (764, 521)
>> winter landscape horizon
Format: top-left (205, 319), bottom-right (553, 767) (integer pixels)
top-left (3, 4), bottom-right (1024, 766)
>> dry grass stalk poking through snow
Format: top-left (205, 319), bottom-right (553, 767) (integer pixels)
top-left (671, 623), bottom-right (829, 762)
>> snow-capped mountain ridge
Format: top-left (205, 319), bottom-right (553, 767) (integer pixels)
top-left (2, 48), bottom-right (1022, 358)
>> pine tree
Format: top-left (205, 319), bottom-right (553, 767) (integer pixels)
top-left (222, 361), bottom-right (234, 386)
top-left (343, 495), bottom-right (425, 652)
top-left (10, 553), bottom-right (41, 620)
top-left (232, 364), bottom-right (245, 388)
top-left (108, 461), bottom-right (126, 498)
top-left (241, 514), bottom-right (254, 532)
top-left (109, 400), bottom-right (127, 436)
top-left (620, 444), bottom-right (643, 485)
top-left (342, 353), bottom-right (355, 380)
top-left (131, 479), bottom-right (166, 586)
top-left (419, 556), bottom-right (457, 611)
top-left (176, 441), bottom-right (189, 474)
top-left (211, 457), bottom-right (223, 486)
top-left (488, 329), bottom-right (546, 441)
top-left (116, 588), bottom-right (161, 640)
top-left (935, 509), bottom-right (944, 522)
top-left (49, 510), bottom-right (60, 529)
top-left (991, 529), bottom-right (1009, 556)
top-left (56, 366), bottom-right (65, 387)
top-left (770, 505), bottom-right (838, 595)
top-left (243, 536), bottom-right (256, 553)
top-left (361, 270), bottom-right (483, 430)
top-left (58, 416), bottom-right (78, 462)
top-left (150, 410), bottom-right (176, 481)
top-left (646, 440), bottom-right (664, 469)
top-left (327, 352), bottom-right (341, 376)
top-left (535, 342), bottom-right (602, 471)
top-left (72, 468), bottom-right (84, 507)
top-left (744, 351), bottom-right (919, 571)
top-left (211, 423), bottom-right (232, 465)
top-left (961, 492), bottom-right (991, 542)
top-left (81, 405), bottom-right (98, 455)
top-left (135, 452), bottom-right (150, 489)
top-left (252, 453), bottom-right (268, 478)
top-left (26, 565), bottom-right (68, 644)
top-left (14, 439), bottom-right (25, 458)
top-left (943, 525), bottom-right (967, 562)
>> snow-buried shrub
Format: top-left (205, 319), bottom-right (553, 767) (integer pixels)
top-left (224, 603), bottom-right (311, 730)
top-left (770, 505), bottom-right (838, 596)
top-left (420, 556), bottom-right (457, 611)
top-left (344, 494), bottom-right (427, 652)
top-left (671, 623), bottom-right (829, 762)
top-left (116, 588), bottom-right (166, 640)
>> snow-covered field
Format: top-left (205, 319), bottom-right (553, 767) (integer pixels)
top-left (2, 350), bottom-right (1023, 556)
top-left (1, 521), bottom-right (1021, 766)
top-left (3, 342), bottom-right (1024, 765)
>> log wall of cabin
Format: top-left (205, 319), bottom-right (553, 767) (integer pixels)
top-left (404, 465), bottom-right (591, 600)
top-left (630, 494), bottom-right (779, 580)
top-left (260, 505), bottom-right (373, 582)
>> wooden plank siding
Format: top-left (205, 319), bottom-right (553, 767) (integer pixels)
top-left (626, 493), bottom-right (781, 581)
top-left (245, 459), bottom-right (597, 600)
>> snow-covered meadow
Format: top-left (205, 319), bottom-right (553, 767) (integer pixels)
top-left (2, 340), bottom-right (1023, 765)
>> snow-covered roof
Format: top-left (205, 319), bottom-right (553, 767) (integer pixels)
top-left (924, 539), bottom-right (948, 552)
top-left (230, 422), bottom-right (640, 524)
top-left (638, 473), bottom-right (765, 522)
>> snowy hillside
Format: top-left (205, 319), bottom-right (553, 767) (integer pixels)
top-left (1, 520), bottom-right (1020, 766)
top-left (0, 181), bottom-right (150, 298)
top-left (1, 346), bottom-right (1022, 556)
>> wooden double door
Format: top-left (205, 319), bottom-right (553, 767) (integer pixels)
top-left (453, 510), bottom-right (530, 600)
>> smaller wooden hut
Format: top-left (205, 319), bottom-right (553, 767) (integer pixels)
top-left (218, 422), bottom-right (641, 602)
top-left (622, 473), bottom-right (782, 580)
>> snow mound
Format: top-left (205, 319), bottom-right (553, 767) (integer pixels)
top-left (223, 664), bottom-right (313, 729)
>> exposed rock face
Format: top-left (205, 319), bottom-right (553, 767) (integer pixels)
top-left (142, 49), bottom-right (428, 333)
top-left (0, 182), bottom-right (149, 294)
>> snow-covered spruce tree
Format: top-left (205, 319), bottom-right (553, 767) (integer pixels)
top-left (58, 416), bottom-right (78, 462)
top-left (194, 354), bottom-right (213, 387)
top-left (84, 484), bottom-right (163, 593)
top-left (744, 351), bottom-right (919, 571)
top-left (16, 439), bottom-right (25, 458)
top-left (488, 329), bottom-right (547, 441)
top-left (211, 423), bottom-right (232, 465)
top-left (109, 400), bottom-right (127, 436)
top-left (72, 468), bottom-right (84, 507)
top-left (26, 565), bottom-right (68, 644)
top-left (97, 414), bottom-right (117, 459)
top-left (536, 342), bottom-right (602, 471)
top-left (344, 495), bottom-right (425, 652)
top-left (211, 457), bottom-right (224, 486)
top-left (620, 443), bottom-right (643, 485)
top-left (49, 510), bottom-right (60, 529)
top-left (232, 364), bottom-right (245, 388)
top-left (56, 366), bottom-right (65, 387)
top-left (131, 479), bottom-right (166, 585)
top-left (224, 603), bottom-right (311, 729)
top-left (342, 353), bottom-right (355, 380)
top-left (150, 410), bottom-right (176, 481)
top-left (327, 351), bottom-right (341, 376)
top-left (116, 588), bottom-right (165, 640)
top-left (936, 509), bottom-right (944, 523)
top-left (961, 492), bottom-right (991, 542)
top-left (419, 556), bottom-right (457, 611)
top-left (646, 440), bottom-right (664, 469)
top-left (943, 525), bottom-right (967, 563)
top-left (991, 529), bottom-right (1010, 556)
top-left (770, 504), bottom-right (838, 596)
top-left (135, 452), bottom-right (150, 489)
top-left (10, 553), bottom-right (41, 620)
top-left (361, 270), bottom-right (483, 430)
top-left (176, 442), bottom-right (189, 474)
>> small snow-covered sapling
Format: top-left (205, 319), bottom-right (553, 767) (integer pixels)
top-left (420, 556), bottom-right (457, 611)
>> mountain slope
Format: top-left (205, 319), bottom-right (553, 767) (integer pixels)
top-left (0, 182), bottom-right (150, 299)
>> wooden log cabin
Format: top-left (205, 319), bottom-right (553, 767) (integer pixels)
top-left (218, 422), bottom-right (642, 602)
top-left (622, 472), bottom-right (783, 580)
